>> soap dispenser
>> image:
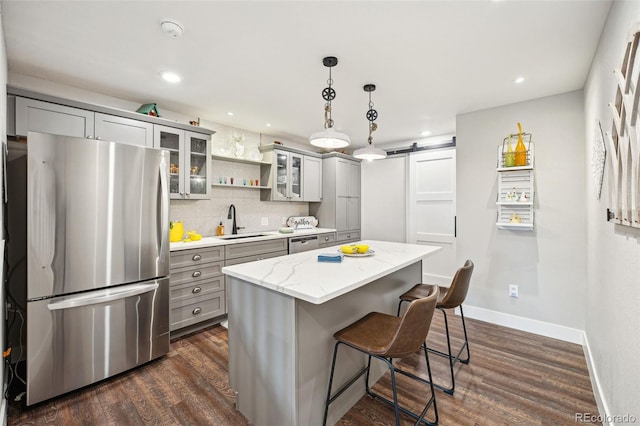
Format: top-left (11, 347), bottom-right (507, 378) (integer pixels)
top-left (217, 221), bottom-right (225, 236)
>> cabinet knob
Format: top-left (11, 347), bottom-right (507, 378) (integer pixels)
top-left (192, 286), bottom-right (202, 294)
top-left (192, 307), bottom-right (202, 315)
top-left (186, 192), bottom-right (190, 195)
top-left (192, 254), bottom-right (201, 261)
top-left (96, 136), bottom-right (102, 140)
top-left (192, 271), bottom-right (201, 278)
top-left (324, 236), bottom-right (329, 241)
top-left (347, 233), bottom-right (351, 238)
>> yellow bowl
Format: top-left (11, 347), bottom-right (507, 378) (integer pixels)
top-left (341, 245), bottom-right (357, 254)
top-left (355, 244), bottom-right (369, 254)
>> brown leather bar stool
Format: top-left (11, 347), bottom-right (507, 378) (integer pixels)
top-left (397, 259), bottom-right (474, 395)
top-left (323, 285), bottom-right (439, 426)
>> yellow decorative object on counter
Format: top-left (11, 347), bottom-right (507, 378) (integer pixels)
top-left (340, 245), bottom-right (357, 254)
top-left (170, 221), bottom-right (184, 242)
top-left (355, 244), bottom-right (369, 253)
top-left (186, 230), bottom-right (202, 241)
top-left (515, 122), bottom-right (527, 166)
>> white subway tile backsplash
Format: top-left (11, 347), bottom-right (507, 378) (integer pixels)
top-left (170, 191), bottom-right (308, 237)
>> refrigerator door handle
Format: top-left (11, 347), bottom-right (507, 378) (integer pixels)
top-left (47, 282), bottom-right (159, 311)
top-left (158, 156), bottom-right (169, 256)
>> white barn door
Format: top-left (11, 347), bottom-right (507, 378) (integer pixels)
top-left (408, 148), bottom-right (456, 284)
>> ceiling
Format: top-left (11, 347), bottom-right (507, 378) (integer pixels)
top-left (1, 1), bottom-right (612, 149)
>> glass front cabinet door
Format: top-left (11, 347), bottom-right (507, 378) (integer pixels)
top-left (273, 150), bottom-right (302, 201)
top-left (186, 132), bottom-right (210, 199)
top-left (154, 125), bottom-right (211, 200)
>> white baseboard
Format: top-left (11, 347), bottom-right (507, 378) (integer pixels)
top-left (460, 304), bottom-right (584, 344)
top-left (582, 332), bottom-right (610, 425)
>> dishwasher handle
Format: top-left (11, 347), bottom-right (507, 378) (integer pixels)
top-left (290, 236), bottom-right (319, 244)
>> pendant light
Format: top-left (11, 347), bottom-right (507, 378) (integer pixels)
top-left (353, 84), bottom-right (387, 160)
top-left (309, 56), bottom-right (351, 149)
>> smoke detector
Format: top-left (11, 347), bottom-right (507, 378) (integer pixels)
top-left (161, 20), bottom-right (184, 37)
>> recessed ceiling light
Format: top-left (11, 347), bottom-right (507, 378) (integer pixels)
top-left (266, 123), bottom-right (272, 127)
top-left (227, 112), bottom-right (234, 116)
top-left (161, 71), bottom-right (181, 83)
top-left (420, 131), bottom-right (432, 137)
top-left (514, 76), bottom-right (525, 84)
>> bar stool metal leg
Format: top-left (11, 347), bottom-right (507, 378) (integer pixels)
top-left (425, 307), bottom-right (471, 395)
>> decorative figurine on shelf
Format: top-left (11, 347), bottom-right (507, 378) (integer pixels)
top-left (515, 122), bottom-right (527, 166)
top-left (136, 103), bottom-right (160, 117)
top-left (509, 213), bottom-right (522, 223)
top-left (519, 192), bottom-right (528, 202)
top-left (506, 190), bottom-right (518, 202)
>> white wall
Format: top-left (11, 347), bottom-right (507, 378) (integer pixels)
top-left (360, 155), bottom-right (407, 242)
top-left (583, 0), bottom-right (640, 421)
top-left (456, 91), bottom-right (586, 332)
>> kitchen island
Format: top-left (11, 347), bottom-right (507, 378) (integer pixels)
top-left (222, 240), bottom-right (440, 426)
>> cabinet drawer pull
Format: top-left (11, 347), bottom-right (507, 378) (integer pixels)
top-left (192, 286), bottom-right (202, 294)
top-left (192, 271), bottom-right (201, 278)
top-left (192, 307), bottom-right (202, 315)
top-left (324, 236), bottom-right (329, 241)
top-left (192, 254), bottom-right (201, 261)
top-left (347, 233), bottom-right (351, 238)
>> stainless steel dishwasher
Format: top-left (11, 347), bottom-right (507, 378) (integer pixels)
top-left (288, 235), bottom-right (320, 253)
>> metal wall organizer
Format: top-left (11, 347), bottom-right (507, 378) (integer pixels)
top-left (496, 138), bottom-right (535, 231)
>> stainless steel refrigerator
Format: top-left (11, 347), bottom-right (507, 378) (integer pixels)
top-left (5, 132), bottom-right (170, 405)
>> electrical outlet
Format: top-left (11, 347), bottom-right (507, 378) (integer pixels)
top-left (261, 217), bottom-right (268, 226)
top-left (509, 284), bottom-right (519, 298)
top-left (282, 216), bottom-right (287, 225)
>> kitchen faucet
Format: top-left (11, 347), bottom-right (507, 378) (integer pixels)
top-left (228, 204), bottom-right (238, 234)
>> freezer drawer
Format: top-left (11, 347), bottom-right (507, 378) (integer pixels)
top-left (26, 278), bottom-right (170, 406)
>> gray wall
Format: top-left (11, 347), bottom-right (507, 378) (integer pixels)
top-left (456, 91), bottom-right (587, 330)
top-left (583, 0), bottom-right (640, 420)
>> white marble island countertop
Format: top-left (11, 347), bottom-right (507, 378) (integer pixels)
top-left (222, 240), bottom-right (441, 304)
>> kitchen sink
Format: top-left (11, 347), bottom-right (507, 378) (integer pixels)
top-left (216, 233), bottom-right (270, 240)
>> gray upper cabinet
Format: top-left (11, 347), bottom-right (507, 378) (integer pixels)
top-left (154, 125), bottom-right (211, 200)
top-left (303, 155), bottom-right (322, 202)
top-left (260, 145), bottom-right (323, 202)
top-left (14, 96), bottom-right (94, 138)
top-left (309, 154), bottom-right (362, 243)
top-left (94, 112), bottom-right (153, 147)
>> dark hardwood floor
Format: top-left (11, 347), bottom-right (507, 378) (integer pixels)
top-left (8, 312), bottom-right (599, 425)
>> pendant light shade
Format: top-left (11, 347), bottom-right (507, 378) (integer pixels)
top-left (353, 144), bottom-right (387, 160)
top-left (309, 56), bottom-right (350, 149)
top-left (353, 83), bottom-right (386, 161)
top-left (309, 127), bottom-right (351, 149)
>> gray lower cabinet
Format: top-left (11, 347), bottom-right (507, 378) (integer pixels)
top-left (224, 238), bottom-right (288, 306)
top-left (225, 238), bottom-right (288, 261)
top-left (310, 154), bottom-right (362, 244)
top-left (169, 246), bottom-right (225, 334)
top-left (318, 232), bottom-right (337, 248)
